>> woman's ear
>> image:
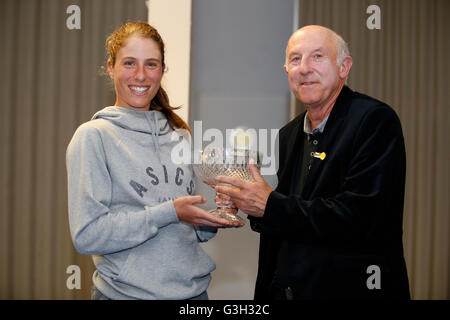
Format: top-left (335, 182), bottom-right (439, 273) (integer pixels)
top-left (107, 61), bottom-right (114, 80)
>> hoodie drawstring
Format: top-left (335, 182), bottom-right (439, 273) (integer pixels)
top-left (146, 112), bottom-right (161, 161)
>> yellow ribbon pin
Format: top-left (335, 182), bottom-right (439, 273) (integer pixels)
top-left (313, 152), bottom-right (326, 160)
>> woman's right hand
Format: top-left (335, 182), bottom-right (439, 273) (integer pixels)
top-left (174, 195), bottom-right (242, 227)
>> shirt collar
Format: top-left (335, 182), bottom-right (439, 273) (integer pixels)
top-left (303, 112), bottom-right (329, 135)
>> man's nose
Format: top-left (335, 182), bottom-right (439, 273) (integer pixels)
top-left (299, 57), bottom-right (312, 74)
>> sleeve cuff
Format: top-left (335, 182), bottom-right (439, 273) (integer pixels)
top-left (195, 226), bottom-right (218, 242)
top-left (145, 200), bottom-right (179, 228)
top-left (261, 191), bottom-right (285, 235)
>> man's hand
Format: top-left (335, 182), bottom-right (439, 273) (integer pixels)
top-left (174, 195), bottom-right (243, 227)
top-left (215, 164), bottom-right (272, 217)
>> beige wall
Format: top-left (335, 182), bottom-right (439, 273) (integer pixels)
top-left (294, 0), bottom-right (449, 299)
top-left (148, 0), bottom-right (192, 123)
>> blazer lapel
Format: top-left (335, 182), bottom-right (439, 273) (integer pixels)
top-left (301, 86), bottom-right (353, 198)
top-left (277, 114), bottom-right (305, 195)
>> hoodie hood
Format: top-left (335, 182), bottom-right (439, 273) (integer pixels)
top-left (92, 106), bottom-right (179, 158)
top-left (92, 106), bottom-right (170, 136)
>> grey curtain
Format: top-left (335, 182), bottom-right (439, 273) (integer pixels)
top-left (0, 0), bottom-right (147, 299)
top-left (295, 0), bottom-right (449, 299)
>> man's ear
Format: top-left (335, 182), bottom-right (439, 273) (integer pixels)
top-left (339, 56), bottom-right (353, 79)
top-left (283, 64), bottom-right (289, 75)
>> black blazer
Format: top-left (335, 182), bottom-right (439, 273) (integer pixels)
top-left (251, 86), bottom-right (410, 300)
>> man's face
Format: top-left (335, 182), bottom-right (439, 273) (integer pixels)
top-left (284, 27), bottom-right (350, 110)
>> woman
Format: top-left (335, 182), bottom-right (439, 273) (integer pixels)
top-left (66, 21), bottom-right (235, 300)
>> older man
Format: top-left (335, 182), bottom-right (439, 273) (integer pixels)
top-left (216, 25), bottom-right (410, 299)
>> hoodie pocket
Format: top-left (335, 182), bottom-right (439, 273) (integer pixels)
top-left (109, 224), bottom-right (215, 298)
top-left (114, 248), bottom-right (138, 283)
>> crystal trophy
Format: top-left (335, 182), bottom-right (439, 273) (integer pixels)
top-left (193, 146), bottom-right (259, 225)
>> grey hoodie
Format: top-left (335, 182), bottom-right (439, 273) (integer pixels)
top-left (66, 106), bottom-right (217, 300)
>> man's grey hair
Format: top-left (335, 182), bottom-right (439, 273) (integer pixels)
top-left (334, 32), bottom-right (350, 67)
top-left (284, 27), bottom-right (350, 68)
